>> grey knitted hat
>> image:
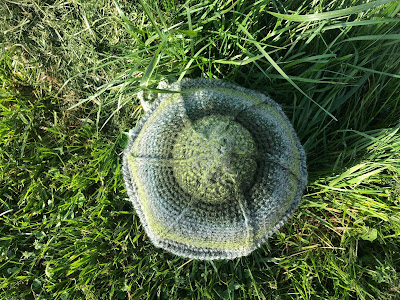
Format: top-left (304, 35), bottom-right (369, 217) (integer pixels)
top-left (122, 78), bottom-right (307, 260)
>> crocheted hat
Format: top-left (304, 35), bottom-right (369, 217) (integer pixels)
top-left (122, 78), bottom-right (307, 260)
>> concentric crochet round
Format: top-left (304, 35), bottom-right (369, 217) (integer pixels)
top-left (122, 78), bottom-right (307, 260)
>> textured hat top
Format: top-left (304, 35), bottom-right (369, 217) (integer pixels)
top-left (122, 78), bottom-right (307, 260)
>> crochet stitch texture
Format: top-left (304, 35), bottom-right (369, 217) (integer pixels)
top-left (122, 78), bottom-right (307, 260)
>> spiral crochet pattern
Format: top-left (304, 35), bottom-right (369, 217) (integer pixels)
top-left (122, 78), bottom-right (307, 260)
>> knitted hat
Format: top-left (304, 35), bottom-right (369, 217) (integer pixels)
top-left (122, 78), bottom-right (307, 260)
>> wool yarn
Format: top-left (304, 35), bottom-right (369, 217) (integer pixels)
top-left (122, 78), bottom-right (307, 260)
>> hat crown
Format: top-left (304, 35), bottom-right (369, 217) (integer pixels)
top-left (172, 115), bottom-right (257, 204)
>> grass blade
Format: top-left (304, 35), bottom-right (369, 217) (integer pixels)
top-left (268, 0), bottom-right (397, 22)
top-left (140, 41), bottom-right (165, 88)
top-left (113, 0), bottom-right (146, 37)
top-left (138, 0), bottom-right (165, 40)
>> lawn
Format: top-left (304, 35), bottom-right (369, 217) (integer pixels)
top-left (1, 0), bottom-right (400, 299)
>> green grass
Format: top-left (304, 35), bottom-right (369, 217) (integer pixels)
top-left (1, 0), bottom-right (400, 299)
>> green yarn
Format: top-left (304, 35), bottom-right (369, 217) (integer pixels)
top-left (172, 115), bottom-right (257, 204)
top-left (122, 78), bottom-right (308, 260)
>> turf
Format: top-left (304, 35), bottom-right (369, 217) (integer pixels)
top-left (1, 0), bottom-right (400, 299)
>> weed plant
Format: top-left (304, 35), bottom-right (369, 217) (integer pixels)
top-left (1, 0), bottom-right (400, 299)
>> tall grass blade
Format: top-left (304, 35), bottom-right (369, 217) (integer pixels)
top-left (140, 41), bottom-right (165, 88)
top-left (268, 0), bottom-right (397, 22)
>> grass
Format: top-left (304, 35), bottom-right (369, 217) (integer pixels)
top-left (1, 0), bottom-right (400, 299)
